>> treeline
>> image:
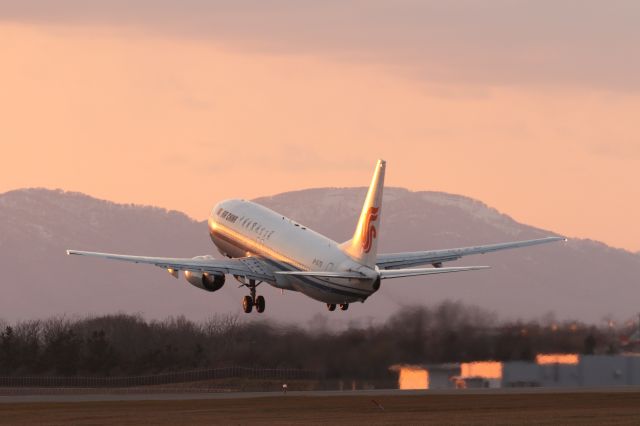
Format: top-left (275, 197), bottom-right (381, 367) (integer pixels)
top-left (0, 301), bottom-right (624, 379)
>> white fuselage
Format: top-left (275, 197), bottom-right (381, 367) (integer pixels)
top-left (208, 199), bottom-right (380, 304)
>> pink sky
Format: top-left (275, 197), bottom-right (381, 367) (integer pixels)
top-left (1, 2), bottom-right (640, 251)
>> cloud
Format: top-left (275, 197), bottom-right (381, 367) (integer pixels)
top-left (1, 0), bottom-right (639, 91)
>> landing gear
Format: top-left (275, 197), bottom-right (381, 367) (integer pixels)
top-left (241, 279), bottom-right (265, 314)
top-left (242, 295), bottom-right (253, 313)
top-left (255, 295), bottom-right (266, 313)
top-left (326, 303), bottom-right (348, 311)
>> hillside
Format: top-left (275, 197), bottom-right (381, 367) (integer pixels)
top-left (1, 187), bottom-right (638, 324)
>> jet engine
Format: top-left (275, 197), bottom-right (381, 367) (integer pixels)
top-left (185, 270), bottom-right (226, 292)
top-left (182, 256), bottom-right (225, 292)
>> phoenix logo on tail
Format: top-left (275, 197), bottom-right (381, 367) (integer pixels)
top-left (361, 207), bottom-right (379, 253)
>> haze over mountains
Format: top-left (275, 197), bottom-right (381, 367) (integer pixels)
top-left (1, 188), bottom-right (638, 325)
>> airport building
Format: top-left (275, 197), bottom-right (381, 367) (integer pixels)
top-left (393, 353), bottom-right (640, 390)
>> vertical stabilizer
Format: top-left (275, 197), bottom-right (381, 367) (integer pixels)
top-left (341, 159), bottom-right (385, 268)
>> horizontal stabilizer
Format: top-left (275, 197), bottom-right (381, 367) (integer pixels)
top-left (275, 271), bottom-right (365, 279)
top-left (275, 266), bottom-right (488, 280)
top-left (379, 265), bottom-right (489, 279)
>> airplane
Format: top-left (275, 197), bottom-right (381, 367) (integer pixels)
top-left (67, 159), bottom-right (564, 313)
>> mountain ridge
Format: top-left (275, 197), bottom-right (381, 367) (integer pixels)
top-left (6, 186), bottom-right (630, 254)
top-left (1, 187), bottom-right (638, 323)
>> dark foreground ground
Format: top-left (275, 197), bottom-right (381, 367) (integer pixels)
top-left (2, 391), bottom-right (640, 425)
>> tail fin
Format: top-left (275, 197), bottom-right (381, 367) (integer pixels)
top-left (340, 159), bottom-right (386, 268)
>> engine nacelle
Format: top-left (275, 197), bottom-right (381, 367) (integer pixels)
top-left (184, 270), bottom-right (226, 292)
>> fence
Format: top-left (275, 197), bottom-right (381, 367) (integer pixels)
top-left (0, 367), bottom-right (323, 388)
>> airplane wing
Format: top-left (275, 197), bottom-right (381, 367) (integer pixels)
top-left (66, 250), bottom-right (274, 281)
top-left (376, 236), bottom-right (565, 270)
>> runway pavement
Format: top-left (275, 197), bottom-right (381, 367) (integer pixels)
top-left (2, 386), bottom-right (640, 403)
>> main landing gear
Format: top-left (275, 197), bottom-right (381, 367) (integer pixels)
top-left (241, 279), bottom-right (265, 314)
top-left (326, 303), bottom-right (349, 311)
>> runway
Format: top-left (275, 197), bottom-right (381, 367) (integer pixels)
top-left (2, 386), bottom-right (640, 403)
top-left (2, 388), bottom-right (640, 425)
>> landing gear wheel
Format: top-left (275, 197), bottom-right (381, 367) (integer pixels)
top-left (327, 304), bottom-right (336, 311)
top-left (242, 295), bottom-right (253, 313)
top-left (339, 303), bottom-right (349, 311)
top-left (256, 295), bottom-right (266, 313)
top-left (241, 279), bottom-right (263, 314)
